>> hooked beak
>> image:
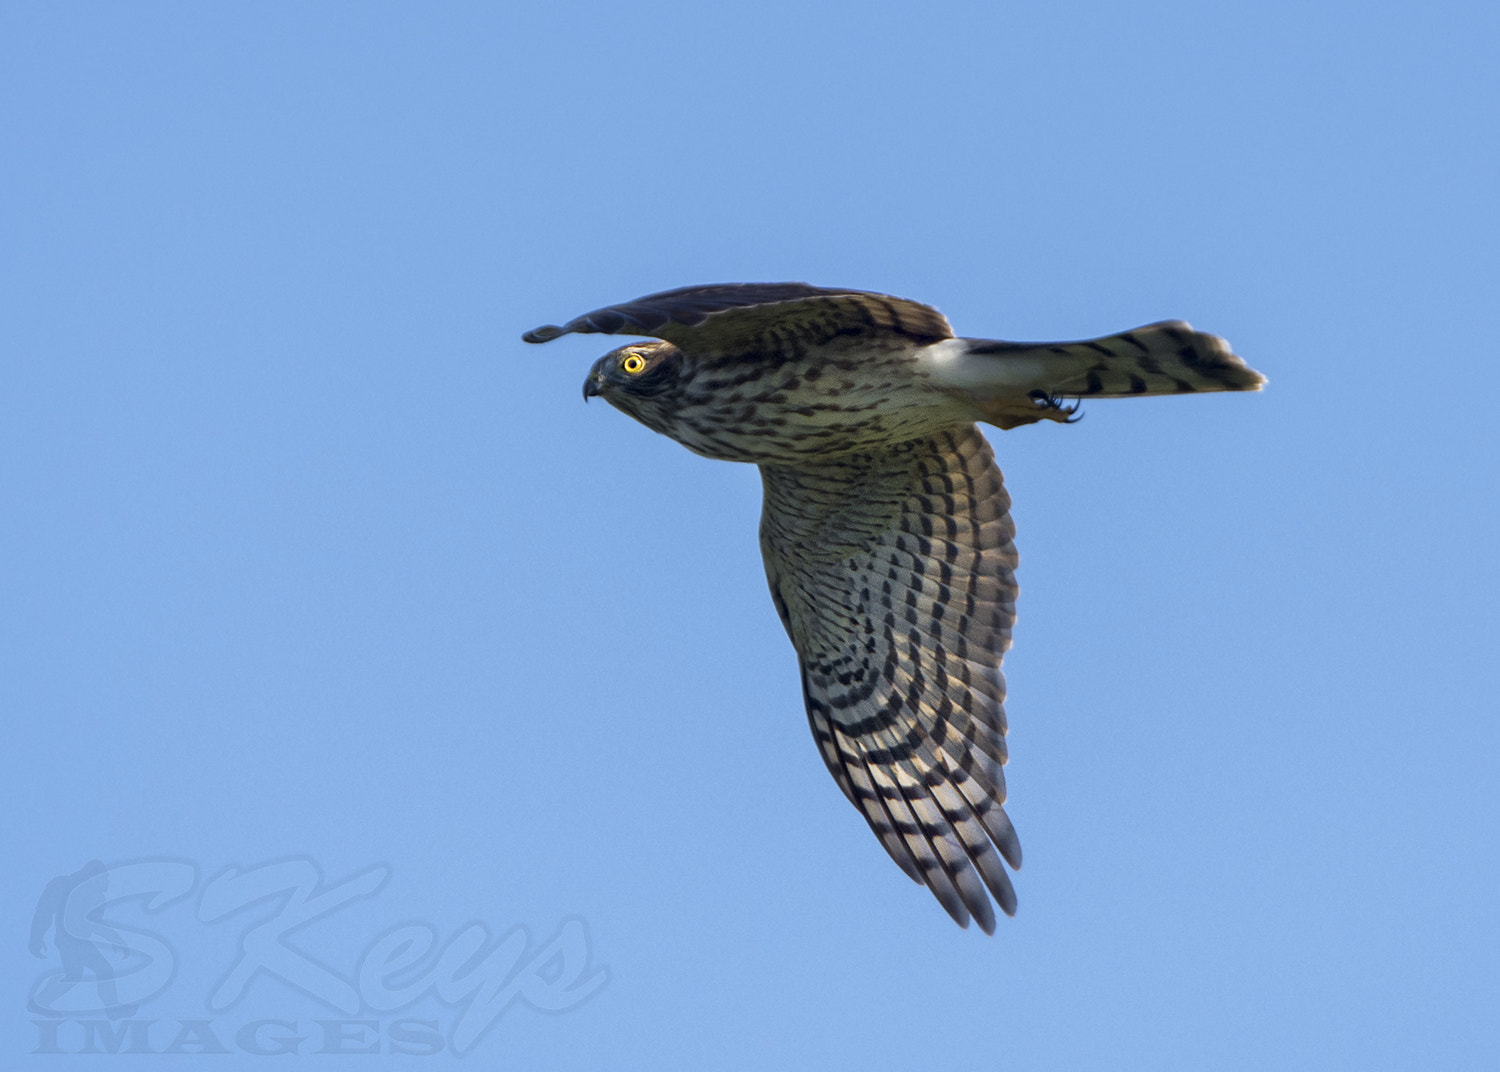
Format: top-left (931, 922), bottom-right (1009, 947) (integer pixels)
top-left (582, 364), bottom-right (605, 401)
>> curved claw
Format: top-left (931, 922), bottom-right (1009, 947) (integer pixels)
top-left (1027, 390), bottom-right (1083, 424)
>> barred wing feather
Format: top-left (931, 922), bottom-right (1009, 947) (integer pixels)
top-left (759, 426), bottom-right (1021, 932)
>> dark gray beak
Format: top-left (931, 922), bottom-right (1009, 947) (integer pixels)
top-left (582, 359), bottom-right (607, 401)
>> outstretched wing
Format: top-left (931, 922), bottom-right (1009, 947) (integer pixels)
top-left (759, 426), bottom-right (1021, 933)
top-left (522, 282), bottom-right (953, 358)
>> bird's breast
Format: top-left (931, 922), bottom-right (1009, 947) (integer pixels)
top-left (648, 347), bottom-right (974, 465)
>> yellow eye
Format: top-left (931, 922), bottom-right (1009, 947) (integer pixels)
top-left (621, 353), bottom-right (647, 374)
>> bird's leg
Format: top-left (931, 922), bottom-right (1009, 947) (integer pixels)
top-left (1028, 390), bottom-right (1082, 423)
top-left (974, 392), bottom-right (1083, 430)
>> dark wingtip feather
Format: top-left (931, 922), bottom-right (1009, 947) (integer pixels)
top-left (522, 325), bottom-right (565, 344)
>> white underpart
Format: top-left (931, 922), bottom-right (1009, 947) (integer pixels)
top-left (918, 338), bottom-right (1084, 400)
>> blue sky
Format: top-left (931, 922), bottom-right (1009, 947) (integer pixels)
top-left (3, 1), bottom-right (1496, 1067)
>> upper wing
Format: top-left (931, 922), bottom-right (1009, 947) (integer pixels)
top-left (759, 426), bottom-right (1021, 933)
top-left (522, 282), bottom-right (953, 358)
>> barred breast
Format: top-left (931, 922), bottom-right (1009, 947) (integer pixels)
top-left (655, 342), bottom-right (975, 465)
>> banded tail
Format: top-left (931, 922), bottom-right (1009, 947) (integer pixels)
top-left (926, 320), bottom-right (1265, 429)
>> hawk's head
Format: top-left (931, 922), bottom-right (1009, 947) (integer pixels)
top-left (583, 341), bottom-right (685, 435)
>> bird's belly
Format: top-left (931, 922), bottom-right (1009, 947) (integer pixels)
top-left (667, 384), bottom-right (973, 465)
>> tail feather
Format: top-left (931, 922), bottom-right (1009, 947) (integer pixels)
top-left (965, 320), bottom-right (1265, 398)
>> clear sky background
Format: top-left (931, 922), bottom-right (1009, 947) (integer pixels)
top-left (3, 1), bottom-right (1497, 1068)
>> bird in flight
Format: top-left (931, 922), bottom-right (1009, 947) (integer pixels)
top-left (524, 283), bottom-right (1264, 933)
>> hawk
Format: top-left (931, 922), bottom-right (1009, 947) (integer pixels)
top-left (524, 282), bottom-right (1264, 933)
